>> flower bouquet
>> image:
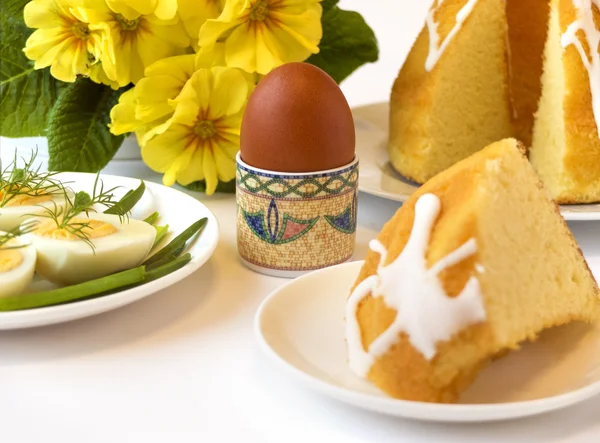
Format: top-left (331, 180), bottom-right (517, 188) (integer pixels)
top-left (0, 0), bottom-right (378, 194)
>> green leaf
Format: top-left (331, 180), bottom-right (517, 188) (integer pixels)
top-left (320, 0), bottom-right (338, 12)
top-left (2, 0), bottom-right (31, 20)
top-left (46, 78), bottom-right (125, 172)
top-left (183, 179), bottom-right (236, 194)
top-left (307, 6), bottom-right (379, 83)
top-left (0, 12), bottom-right (68, 137)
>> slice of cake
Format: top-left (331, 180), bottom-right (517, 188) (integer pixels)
top-left (530, 0), bottom-right (600, 204)
top-left (346, 138), bottom-right (600, 403)
top-left (388, 0), bottom-right (514, 184)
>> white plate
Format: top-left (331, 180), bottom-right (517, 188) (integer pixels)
top-left (255, 260), bottom-right (600, 423)
top-left (353, 102), bottom-right (600, 221)
top-left (0, 172), bottom-right (219, 330)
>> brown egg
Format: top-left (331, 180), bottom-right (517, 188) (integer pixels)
top-left (240, 62), bottom-right (355, 172)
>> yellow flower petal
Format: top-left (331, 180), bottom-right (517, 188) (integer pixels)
top-left (109, 89), bottom-right (138, 135)
top-left (164, 146), bottom-right (196, 187)
top-left (25, 28), bottom-right (72, 70)
top-left (203, 142), bottom-right (219, 195)
top-left (224, 22), bottom-right (259, 73)
top-left (106, 1), bottom-right (150, 19)
top-left (138, 115), bottom-right (174, 146)
top-left (194, 42), bottom-right (227, 69)
top-left (212, 142), bottom-right (236, 183)
top-left (154, 0), bottom-right (179, 21)
top-left (197, 0), bottom-right (246, 47)
top-left (24, 0), bottom-right (67, 28)
top-left (141, 123), bottom-right (191, 173)
top-left (176, 144), bottom-right (205, 185)
top-left (144, 54), bottom-right (195, 81)
top-left (208, 67), bottom-right (249, 118)
top-left (89, 61), bottom-right (120, 90)
top-left (178, 0), bottom-right (224, 49)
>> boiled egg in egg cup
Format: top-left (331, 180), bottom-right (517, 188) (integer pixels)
top-left (0, 230), bottom-right (37, 298)
top-left (22, 212), bottom-right (157, 286)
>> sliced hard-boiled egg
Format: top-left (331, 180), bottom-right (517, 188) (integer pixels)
top-left (0, 189), bottom-right (72, 232)
top-left (23, 212), bottom-right (156, 285)
top-left (0, 232), bottom-right (37, 298)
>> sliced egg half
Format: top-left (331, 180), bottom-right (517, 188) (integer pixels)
top-left (0, 232), bottom-right (37, 298)
top-left (23, 212), bottom-right (156, 285)
top-left (0, 190), bottom-right (72, 232)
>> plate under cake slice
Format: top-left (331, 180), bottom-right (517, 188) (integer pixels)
top-left (530, 0), bottom-right (600, 204)
top-left (346, 138), bottom-right (600, 404)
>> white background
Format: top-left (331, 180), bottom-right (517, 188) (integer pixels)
top-left (2, 1), bottom-right (600, 442)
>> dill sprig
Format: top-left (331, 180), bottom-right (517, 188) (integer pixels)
top-left (33, 174), bottom-right (126, 251)
top-left (0, 149), bottom-right (64, 208)
top-left (0, 219), bottom-right (39, 250)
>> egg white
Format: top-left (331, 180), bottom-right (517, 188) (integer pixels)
top-left (0, 191), bottom-right (72, 232)
top-left (23, 212), bottom-right (157, 285)
top-left (0, 233), bottom-right (37, 298)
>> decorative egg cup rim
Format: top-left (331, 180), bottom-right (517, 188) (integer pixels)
top-left (236, 152), bottom-right (359, 178)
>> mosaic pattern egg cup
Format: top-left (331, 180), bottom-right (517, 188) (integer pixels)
top-left (236, 153), bottom-right (359, 278)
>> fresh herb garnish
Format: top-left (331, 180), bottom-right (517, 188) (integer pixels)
top-left (0, 150), bottom-right (64, 208)
top-left (33, 174), bottom-right (124, 250)
top-left (0, 220), bottom-right (39, 250)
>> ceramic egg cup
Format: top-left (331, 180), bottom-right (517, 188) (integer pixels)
top-left (236, 153), bottom-right (359, 278)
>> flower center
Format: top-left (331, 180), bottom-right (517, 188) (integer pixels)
top-left (115, 13), bottom-right (139, 31)
top-left (194, 120), bottom-right (216, 139)
top-left (71, 22), bottom-right (91, 40)
top-left (249, 1), bottom-right (269, 21)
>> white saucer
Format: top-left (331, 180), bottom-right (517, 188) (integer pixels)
top-left (255, 260), bottom-right (600, 423)
top-left (0, 172), bottom-right (219, 330)
top-left (353, 102), bottom-right (600, 221)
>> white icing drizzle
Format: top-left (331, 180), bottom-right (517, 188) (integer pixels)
top-left (346, 193), bottom-right (487, 377)
top-left (425, 0), bottom-right (480, 71)
top-left (561, 0), bottom-right (600, 136)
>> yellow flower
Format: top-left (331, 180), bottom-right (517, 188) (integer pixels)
top-left (198, 0), bottom-right (323, 75)
top-left (178, 0), bottom-right (224, 50)
top-left (72, 1), bottom-right (190, 86)
top-left (142, 66), bottom-right (252, 194)
top-left (106, 0), bottom-right (178, 21)
top-left (89, 61), bottom-right (120, 89)
top-left (23, 0), bottom-right (105, 83)
top-left (109, 54), bottom-right (196, 144)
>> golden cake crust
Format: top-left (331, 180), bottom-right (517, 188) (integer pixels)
top-left (388, 0), bottom-right (513, 185)
top-left (560, 0), bottom-right (600, 197)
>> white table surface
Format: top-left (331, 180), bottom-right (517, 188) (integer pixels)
top-left (2, 1), bottom-right (600, 442)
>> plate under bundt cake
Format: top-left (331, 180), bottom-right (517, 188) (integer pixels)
top-left (346, 138), bottom-right (600, 403)
top-left (388, 0), bottom-right (600, 204)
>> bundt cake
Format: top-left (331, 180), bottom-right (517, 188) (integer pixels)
top-left (530, 0), bottom-right (600, 204)
top-left (346, 138), bottom-right (600, 403)
top-left (389, 0), bottom-right (600, 204)
top-left (388, 0), bottom-right (514, 184)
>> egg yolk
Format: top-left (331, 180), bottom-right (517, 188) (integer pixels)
top-left (35, 218), bottom-right (118, 241)
top-left (0, 187), bottom-right (52, 206)
top-left (0, 248), bottom-right (23, 273)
